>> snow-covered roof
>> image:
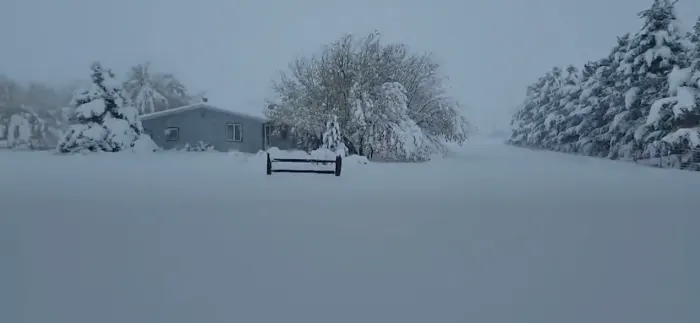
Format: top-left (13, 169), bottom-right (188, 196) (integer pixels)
top-left (139, 103), bottom-right (268, 123)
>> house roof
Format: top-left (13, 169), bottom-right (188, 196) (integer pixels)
top-left (139, 103), bottom-right (268, 123)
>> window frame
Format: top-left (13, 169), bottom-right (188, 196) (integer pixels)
top-left (165, 127), bottom-right (179, 142)
top-left (225, 123), bottom-right (243, 142)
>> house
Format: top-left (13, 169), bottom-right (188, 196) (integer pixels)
top-left (139, 103), bottom-right (296, 152)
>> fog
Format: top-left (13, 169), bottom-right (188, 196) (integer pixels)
top-left (2, 0), bottom-right (700, 131)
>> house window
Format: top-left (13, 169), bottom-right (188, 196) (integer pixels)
top-left (226, 123), bottom-right (243, 142)
top-left (165, 127), bottom-right (179, 141)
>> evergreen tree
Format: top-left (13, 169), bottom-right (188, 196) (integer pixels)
top-left (656, 16), bottom-right (700, 152)
top-left (528, 67), bottom-right (563, 149)
top-left (573, 60), bottom-right (610, 156)
top-left (508, 0), bottom-right (700, 169)
top-left (57, 62), bottom-right (151, 153)
top-left (622, 0), bottom-right (687, 158)
top-left (553, 65), bottom-right (582, 152)
top-left (601, 34), bottom-right (638, 159)
top-left (321, 115), bottom-right (345, 155)
top-left (509, 76), bottom-right (546, 147)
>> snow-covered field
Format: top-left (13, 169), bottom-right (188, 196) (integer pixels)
top-left (2, 139), bottom-right (697, 323)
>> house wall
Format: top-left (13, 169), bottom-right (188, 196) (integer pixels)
top-left (141, 107), bottom-right (297, 153)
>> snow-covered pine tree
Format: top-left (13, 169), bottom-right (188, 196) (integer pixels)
top-left (552, 65), bottom-right (583, 152)
top-left (595, 34), bottom-right (636, 159)
top-left (509, 76), bottom-right (547, 147)
top-left (508, 3), bottom-right (700, 169)
top-left (689, 17), bottom-right (700, 44)
top-left (616, 0), bottom-right (687, 159)
top-left (321, 115), bottom-right (345, 155)
top-left (124, 62), bottom-right (167, 115)
top-left (57, 62), bottom-right (152, 153)
top-left (570, 60), bottom-right (608, 156)
top-left (526, 67), bottom-right (564, 149)
top-left (656, 16), bottom-right (700, 153)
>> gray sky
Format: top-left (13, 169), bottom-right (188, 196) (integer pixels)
top-left (3, 0), bottom-right (700, 131)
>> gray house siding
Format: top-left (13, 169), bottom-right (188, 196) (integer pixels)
top-left (140, 104), bottom-right (296, 153)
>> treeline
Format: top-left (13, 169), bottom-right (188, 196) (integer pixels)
top-left (4, 32), bottom-right (472, 158)
top-left (0, 62), bottom-right (202, 149)
top-left (509, 0), bottom-right (700, 167)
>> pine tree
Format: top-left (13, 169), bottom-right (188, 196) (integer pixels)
top-left (597, 34), bottom-right (637, 159)
top-left (508, 1), bottom-right (700, 169)
top-left (619, 0), bottom-right (687, 158)
top-left (528, 67), bottom-right (564, 149)
top-left (656, 16), bottom-right (700, 152)
top-left (321, 115), bottom-right (345, 155)
top-left (571, 60), bottom-right (609, 156)
top-left (689, 17), bottom-right (700, 44)
top-left (509, 76), bottom-right (547, 147)
top-left (57, 62), bottom-right (151, 153)
top-left (552, 65), bottom-right (582, 152)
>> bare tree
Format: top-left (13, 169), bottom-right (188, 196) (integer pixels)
top-left (123, 62), bottom-right (167, 115)
top-left (267, 31), bottom-right (470, 160)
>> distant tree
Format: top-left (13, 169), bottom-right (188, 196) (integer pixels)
top-left (123, 62), bottom-right (167, 115)
top-left (152, 73), bottom-right (193, 110)
top-left (0, 76), bottom-right (72, 149)
top-left (267, 31), bottom-right (470, 160)
top-left (57, 62), bottom-right (152, 153)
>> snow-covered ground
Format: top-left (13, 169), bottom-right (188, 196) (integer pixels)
top-left (2, 139), bottom-right (697, 323)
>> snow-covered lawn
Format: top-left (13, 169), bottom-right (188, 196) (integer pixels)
top-left (2, 139), bottom-right (696, 323)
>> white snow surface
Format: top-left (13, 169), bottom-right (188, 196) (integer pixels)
top-left (2, 138), bottom-right (697, 323)
top-left (624, 86), bottom-right (638, 109)
top-left (668, 66), bottom-right (692, 95)
top-left (75, 98), bottom-right (107, 119)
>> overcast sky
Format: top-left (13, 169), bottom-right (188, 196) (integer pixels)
top-left (3, 0), bottom-right (700, 131)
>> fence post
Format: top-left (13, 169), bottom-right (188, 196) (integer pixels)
top-left (266, 152), bottom-right (272, 175)
top-left (334, 155), bottom-right (342, 176)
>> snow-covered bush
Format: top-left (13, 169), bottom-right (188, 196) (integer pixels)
top-left (132, 134), bottom-right (159, 153)
top-left (180, 141), bottom-right (215, 152)
top-left (57, 62), bottom-right (155, 153)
